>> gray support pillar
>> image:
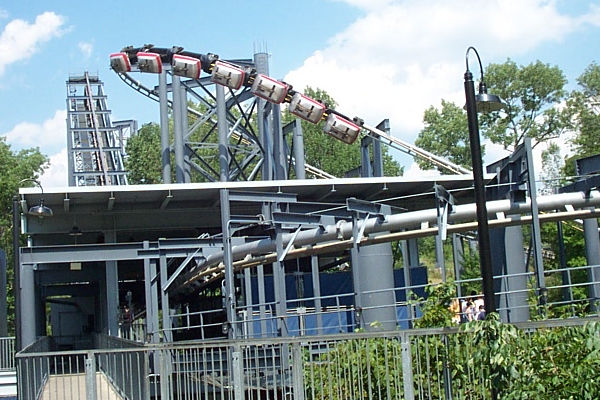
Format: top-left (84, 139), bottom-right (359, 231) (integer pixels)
top-left (171, 76), bottom-right (186, 183)
top-left (583, 213), bottom-right (600, 311)
top-left (273, 225), bottom-right (288, 336)
top-left (452, 234), bottom-right (464, 299)
top-left (360, 137), bottom-right (372, 178)
top-left (292, 120), bottom-right (306, 179)
top-left (257, 265), bottom-right (267, 336)
top-left (19, 264), bottom-right (36, 348)
top-left (143, 241), bottom-right (160, 344)
top-left (435, 234), bottom-right (446, 282)
top-left (105, 230), bottom-right (119, 336)
top-left (358, 242), bottom-right (397, 330)
top-left (254, 52), bottom-right (273, 181)
top-left (159, 254), bottom-right (172, 342)
top-left (272, 104), bottom-right (287, 180)
top-left (490, 224), bottom-right (530, 322)
top-left (158, 70), bottom-right (171, 184)
top-left (217, 84), bottom-right (228, 182)
top-left (350, 215), bottom-right (363, 328)
top-left (180, 85), bottom-right (191, 183)
top-left (244, 268), bottom-right (253, 338)
top-left (373, 119), bottom-right (388, 177)
top-left (310, 254), bottom-right (323, 334)
top-left (0, 250), bottom-right (6, 337)
top-left (221, 189), bottom-right (237, 338)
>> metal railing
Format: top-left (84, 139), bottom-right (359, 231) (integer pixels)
top-left (14, 317), bottom-right (599, 399)
top-left (0, 337), bottom-right (15, 371)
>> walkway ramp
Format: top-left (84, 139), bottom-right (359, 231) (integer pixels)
top-left (40, 372), bottom-right (122, 400)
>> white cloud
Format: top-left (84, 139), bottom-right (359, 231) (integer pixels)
top-left (78, 41), bottom-right (93, 59)
top-left (0, 11), bottom-right (66, 75)
top-left (2, 109), bottom-right (66, 154)
top-left (286, 0), bottom-right (595, 158)
top-left (39, 148), bottom-right (68, 188)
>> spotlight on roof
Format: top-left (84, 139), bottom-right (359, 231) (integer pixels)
top-left (171, 54), bottom-right (201, 79)
top-left (322, 114), bottom-right (361, 144)
top-left (251, 74), bottom-right (289, 104)
top-left (289, 92), bottom-right (326, 124)
top-left (136, 52), bottom-right (162, 74)
top-left (19, 178), bottom-right (53, 218)
top-left (210, 60), bottom-right (245, 90)
top-left (110, 52), bottom-right (131, 73)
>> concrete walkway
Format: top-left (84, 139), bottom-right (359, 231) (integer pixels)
top-left (40, 372), bottom-right (122, 400)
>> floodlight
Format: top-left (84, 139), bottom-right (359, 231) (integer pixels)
top-left (322, 114), bottom-right (361, 144)
top-left (211, 60), bottom-right (245, 90)
top-left (289, 92), bottom-right (326, 124)
top-left (136, 52), bottom-right (162, 74)
top-left (251, 74), bottom-right (289, 104)
top-left (19, 178), bottom-right (53, 218)
top-left (172, 54), bottom-right (201, 79)
top-left (110, 53), bottom-right (131, 73)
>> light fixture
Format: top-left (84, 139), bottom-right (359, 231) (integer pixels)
top-left (19, 178), bottom-right (53, 218)
top-left (210, 60), bottom-right (245, 90)
top-left (463, 47), bottom-right (504, 113)
top-left (109, 52), bottom-right (131, 73)
top-left (251, 74), bottom-right (289, 104)
top-left (171, 54), bottom-right (201, 79)
top-left (464, 46), bottom-right (504, 317)
top-left (136, 52), bottom-right (162, 74)
top-left (289, 92), bottom-right (326, 123)
top-left (322, 113), bottom-right (361, 144)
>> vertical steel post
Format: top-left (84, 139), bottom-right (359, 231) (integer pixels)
top-left (583, 213), bottom-right (600, 311)
top-left (311, 253), bottom-right (323, 334)
top-left (254, 52), bottom-right (272, 181)
top-left (180, 83), bottom-right (191, 183)
top-left (556, 221), bottom-right (573, 302)
top-left (171, 76), bottom-right (186, 183)
top-left (452, 234), bottom-right (464, 299)
top-left (104, 230), bottom-right (119, 336)
top-left (292, 342), bottom-right (306, 400)
top-left (12, 197), bottom-right (20, 349)
top-left (292, 120), bottom-right (306, 179)
top-left (401, 333), bottom-right (415, 400)
top-left (159, 254), bottom-right (172, 342)
top-left (85, 352), bottom-right (97, 400)
top-left (232, 344), bottom-right (244, 399)
top-left (158, 70), bottom-right (171, 184)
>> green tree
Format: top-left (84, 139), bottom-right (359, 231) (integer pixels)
top-left (0, 138), bottom-right (48, 334)
top-left (415, 100), bottom-right (472, 171)
top-left (124, 123), bottom-right (163, 184)
top-left (481, 59), bottom-right (569, 151)
top-left (566, 62), bottom-right (600, 162)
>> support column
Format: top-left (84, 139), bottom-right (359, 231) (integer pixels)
top-left (180, 84), bottom-right (191, 183)
top-left (159, 254), bottom-right (172, 342)
top-left (452, 234), bottom-right (464, 299)
top-left (19, 264), bottom-right (36, 348)
top-left (490, 224), bottom-right (530, 322)
top-left (357, 243), bottom-right (397, 330)
top-left (311, 254), bottom-right (323, 334)
top-left (172, 76), bottom-right (186, 183)
top-left (402, 238), bottom-right (419, 326)
top-left (244, 268), bottom-right (253, 338)
top-left (292, 120), bottom-right (306, 179)
top-left (583, 213), bottom-right (600, 311)
top-left (272, 104), bottom-right (287, 180)
top-left (273, 224), bottom-right (288, 336)
top-left (143, 241), bottom-right (160, 344)
top-left (158, 70), bottom-right (171, 184)
top-left (254, 52), bottom-right (273, 181)
top-left (105, 230), bottom-right (119, 336)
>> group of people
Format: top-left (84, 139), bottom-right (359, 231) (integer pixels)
top-left (450, 292), bottom-right (486, 324)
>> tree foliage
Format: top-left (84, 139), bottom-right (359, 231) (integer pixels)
top-left (480, 59), bottom-right (569, 151)
top-left (124, 123), bottom-right (163, 184)
top-left (415, 100), bottom-right (472, 171)
top-left (0, 138), bottom-right (48, 334)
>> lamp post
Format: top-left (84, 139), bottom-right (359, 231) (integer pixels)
top-left (464, 47), bottom-right (503, 316)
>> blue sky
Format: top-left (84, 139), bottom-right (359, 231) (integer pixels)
top-left (1, 0), bottom-right (599, 186)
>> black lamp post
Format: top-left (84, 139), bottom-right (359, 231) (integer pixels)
top-left (464, 47), bottom-right (503, 316)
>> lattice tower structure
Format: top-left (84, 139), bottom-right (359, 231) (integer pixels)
top-left (66, 72), bottom-right (129, 186)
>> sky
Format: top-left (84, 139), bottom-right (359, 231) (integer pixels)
top-left (1, 0), bottom-right (599, 187)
